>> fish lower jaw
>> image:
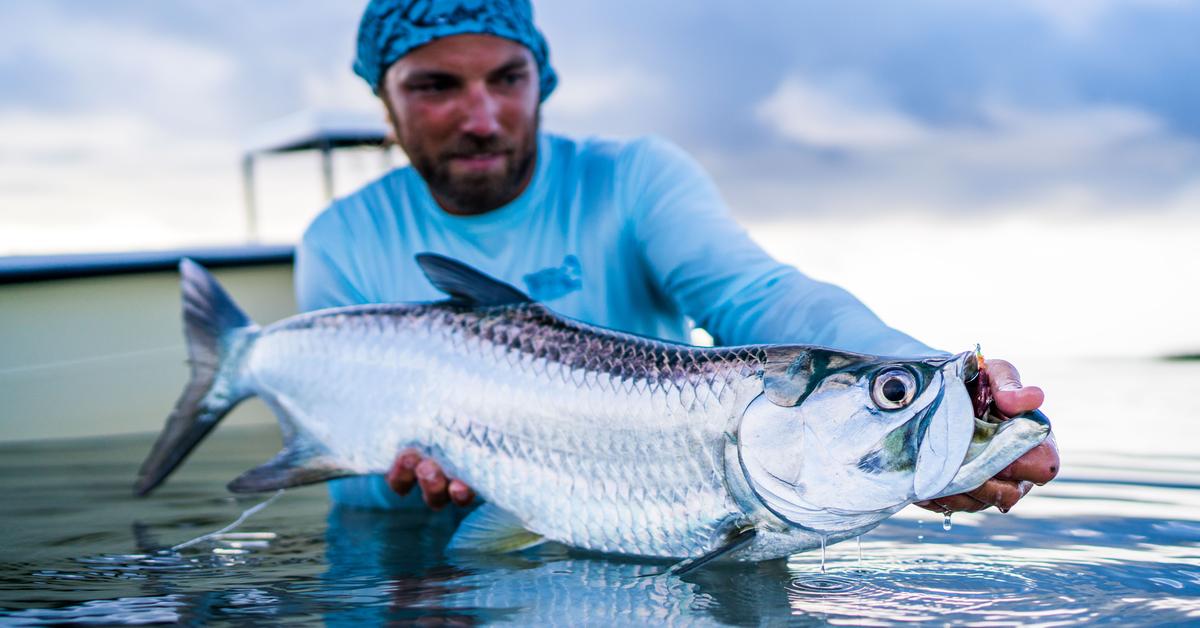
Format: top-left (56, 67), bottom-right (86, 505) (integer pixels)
top-left (931, 409), bottom-right (1051, 500)
top-left (977, 411), bottom-right (1005, 426)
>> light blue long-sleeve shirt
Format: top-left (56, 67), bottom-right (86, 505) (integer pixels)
top-left (296, 132), bottom-right (934, 509)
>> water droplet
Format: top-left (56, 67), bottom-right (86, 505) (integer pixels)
top-left (819, 535), bottom-right (827, 573)
top-left (917, 534), bottom-right (925, 541)
top-left (856, 536), bottom-right (862, 566)
top-left (943, 513), bottom-right (953, 531)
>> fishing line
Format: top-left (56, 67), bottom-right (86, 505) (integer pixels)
top-left (170, 490), bottom-right (285, 552)
top-left (0, 345), bottom-right (182, 377)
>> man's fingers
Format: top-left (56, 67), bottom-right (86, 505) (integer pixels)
top-left (995, 433), bottom-right (1060, 485)
top-left (448, 480), bottom-right (475, 507)
top-left (916, 479), bottom-right (1035, 514)
top-left (993, 385), bottom-right (1045, 417)
top-left (986, 359), bottom-right (1020, 389)
top-left (385, 450), bottom-right (422, 496)
top-left (416, 459), bottom-right (450, 510)
top-left (967, 479), bottom-right (1034, 513)
top-left (986, 359), bottom-right (1045, 417)
top-left (915, 494), bottom-right (990, 513)
top-left (385, 452), bottom-right (475, 509)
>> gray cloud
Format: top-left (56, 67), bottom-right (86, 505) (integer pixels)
top-left (2, 0), bottom-right (1199, 255)
top-left (534, 0), bottom-right (1200, 219)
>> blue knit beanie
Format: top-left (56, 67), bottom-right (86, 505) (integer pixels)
top-left (354, 0), bottom-right (558, 101)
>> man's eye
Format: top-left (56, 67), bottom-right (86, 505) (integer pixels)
top-left (500, 71), bottom-right (528, 86)
top-left (409, 80), bottom-right (454, 94)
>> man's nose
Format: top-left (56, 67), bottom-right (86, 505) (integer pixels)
top-left (460, 84), bottom-right (501, 136)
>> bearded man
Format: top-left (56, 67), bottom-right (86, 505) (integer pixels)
top-left (296, 0), bottom-right (1059, 517)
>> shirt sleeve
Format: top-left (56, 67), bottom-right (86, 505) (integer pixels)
top-left (620, 136), bottom-right (939, 356)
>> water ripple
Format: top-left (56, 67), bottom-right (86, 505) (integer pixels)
top-left (776, 529), bottom-right (1200, 626)
top-left (786, 573), bottom-right (862, 595)
top-left (3, 423), bottom-right (1200, 625)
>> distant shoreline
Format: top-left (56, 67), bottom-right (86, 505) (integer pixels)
top-left (1163, 353), bottom-right (1200, 361)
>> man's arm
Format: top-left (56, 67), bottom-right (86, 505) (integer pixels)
top-left (621, 136), bottom-right (931, 354)
top-left (619, 137), bottom-right (1058, 513)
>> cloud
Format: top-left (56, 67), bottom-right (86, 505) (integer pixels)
top-left (929, 102), bottom-right (1197, 182)
top-left (3, 0), bottom-right (1200, 257)
top-left (0, 110), bottom-right (247, 255)
top-left (0, 111), bottom-right (156, 162)
top-left (756, 73), bottom-right (1175, 160)
top-left (742, 72), bottom-right (1200, 219)
top-left (542, 66), bottom-right (670, 138)
top-left (547, 68), bottom-right (664, 119)
top-left (755, 76), bottom-right (929, 151)
top-left (301, 71), bottom-right (380, 113)
top-left (0, 4), bottom-right (237, 130)
top-left (1013, 0), bottom-right (1190, 36)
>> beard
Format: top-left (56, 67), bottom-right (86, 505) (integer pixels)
top-left (408, 120), bottom-right (538, 215)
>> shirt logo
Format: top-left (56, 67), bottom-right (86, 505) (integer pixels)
top-left (523, 255), bottom-right (582, 302)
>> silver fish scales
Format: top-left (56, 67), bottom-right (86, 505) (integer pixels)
top-left (136, 254), bottom-right (1052, 566)
top-left (254, 302), bottom-right (763, 557)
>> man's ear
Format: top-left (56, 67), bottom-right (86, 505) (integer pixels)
top-left (379, 95), bottom-right (401, 147)
top-left (383, 109), bottom-right (397, 145)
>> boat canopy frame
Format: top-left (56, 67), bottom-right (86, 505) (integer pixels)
top-left (241, 109), bottom-right (391, 240)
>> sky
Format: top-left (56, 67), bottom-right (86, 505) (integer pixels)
top-left (1, 0), bottom-right (1198, 358)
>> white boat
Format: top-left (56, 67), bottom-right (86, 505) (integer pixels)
top-left (0, 247), bottom-right (296, 442)
top-left (0, 109), bottom-right (391, 443)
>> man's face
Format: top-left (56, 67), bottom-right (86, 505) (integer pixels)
top-left (381, 34), bottom-right (540, 215)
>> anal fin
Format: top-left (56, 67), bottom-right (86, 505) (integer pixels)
top-left (228, 396), bottom-right (357, 493)
top-left (447, 503), bottom-right (545, 553)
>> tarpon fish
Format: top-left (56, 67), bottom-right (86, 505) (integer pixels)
top-left (135, 254), bottom-right (1050, 570)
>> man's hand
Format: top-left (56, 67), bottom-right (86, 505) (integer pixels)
top-left (385, 450), bottom-right (475, 510)
top-left (916, 359), bottom-right (1060, 514)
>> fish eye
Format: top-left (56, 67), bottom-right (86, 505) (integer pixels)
top-left (871, 368), bottom-right (917, 410)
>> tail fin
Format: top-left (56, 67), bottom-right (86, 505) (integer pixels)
top-left (134, 259), bottom-right (259, 496)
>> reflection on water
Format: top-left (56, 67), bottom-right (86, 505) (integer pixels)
top-left (4, 502), bottom-right (1199, 625)
top-left (2, 361), bottom-right (1200, 625)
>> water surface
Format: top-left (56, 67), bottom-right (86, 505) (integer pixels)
top-left (1, 359), bottom-right (1198, 625)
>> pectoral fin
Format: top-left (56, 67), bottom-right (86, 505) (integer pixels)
top-left (669, 527), bottom-right (757, 576)
top-left (447, 504), bottom-right (545, 554)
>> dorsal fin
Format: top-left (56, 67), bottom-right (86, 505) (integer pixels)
top-left (415, 253), bottom-right (533, 306)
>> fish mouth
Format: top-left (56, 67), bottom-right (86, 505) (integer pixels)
top-left (928, 351), bottom-right (1052, 499)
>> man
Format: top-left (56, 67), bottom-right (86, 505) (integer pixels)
top-left (297, 0), bottom-right (1059, 516)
